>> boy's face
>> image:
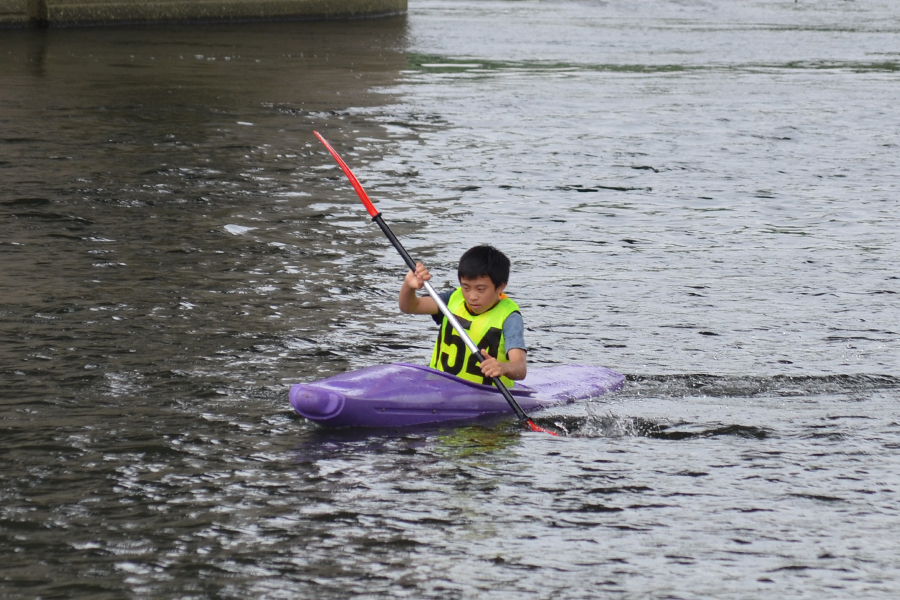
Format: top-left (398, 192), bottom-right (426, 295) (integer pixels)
top-left (459, 275), bottom-right (507, 315)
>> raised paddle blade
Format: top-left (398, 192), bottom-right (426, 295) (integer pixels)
top-left (314, 131), bottom-right (380, 218)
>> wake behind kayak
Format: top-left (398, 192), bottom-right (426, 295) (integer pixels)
top-left (290, 363), bottom-right (625, 428)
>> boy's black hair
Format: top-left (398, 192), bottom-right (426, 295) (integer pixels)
top-left (457, 245), bottom-right (510, 288)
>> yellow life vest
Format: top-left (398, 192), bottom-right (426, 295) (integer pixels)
top-left (429, 288), bottom-right (519, 388)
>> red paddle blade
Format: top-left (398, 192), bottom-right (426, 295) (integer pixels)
top-left (526, 420), bottom-right (558, 435)
top-left (314, 131), bottom-right (380, 218)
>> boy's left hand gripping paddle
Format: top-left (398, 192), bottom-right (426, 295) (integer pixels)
top-left (314, 131), bottom-right (556, 435)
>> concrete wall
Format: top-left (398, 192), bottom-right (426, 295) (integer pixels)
top-left (0, 0), bottom-right (406, 26)
top-left (0, 0), bottom-right (29, 26)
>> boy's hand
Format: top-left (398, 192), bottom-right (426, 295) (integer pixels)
top-left (404, 262), bottom-right (432, 290)
top-left (478, 351), bottom-right (505, 379)
top-left (399, 262), bottom-right (438, 315)
top-left (478, 348), bottom-right (527, 381)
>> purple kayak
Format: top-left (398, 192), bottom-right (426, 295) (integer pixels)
top-left (290, 363), bottom-right (625, 428)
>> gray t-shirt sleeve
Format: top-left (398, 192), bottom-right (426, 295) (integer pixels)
top-left (502, 311), bottom-right (526, 355)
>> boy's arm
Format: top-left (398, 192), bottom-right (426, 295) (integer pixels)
top-left (399, 262), bottom-right (439, 315)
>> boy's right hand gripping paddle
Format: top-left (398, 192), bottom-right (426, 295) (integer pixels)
top-left (314, 131), bottom-right (556, 435)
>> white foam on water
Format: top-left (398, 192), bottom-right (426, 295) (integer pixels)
top-left (224, 224), bottom-right (257, 235)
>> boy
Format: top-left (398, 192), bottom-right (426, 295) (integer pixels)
top-left (399, 245), bottom-right (526, 387)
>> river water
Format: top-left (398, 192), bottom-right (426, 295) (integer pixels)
top-left (2, 0), bottom-right (899, 597)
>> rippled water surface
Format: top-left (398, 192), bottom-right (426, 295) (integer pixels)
top-left (2, 1), bottom-right (900, 597)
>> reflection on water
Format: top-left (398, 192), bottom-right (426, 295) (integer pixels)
top-left (2, 1), bottom-right (900, 597)
top-left (0, 19), bottom-right (411, 400)
top-left (433, 425), bottom-right (520, 458)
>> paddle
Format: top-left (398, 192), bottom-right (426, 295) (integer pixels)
top-left (314, 131), bottom-right (556, 435)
